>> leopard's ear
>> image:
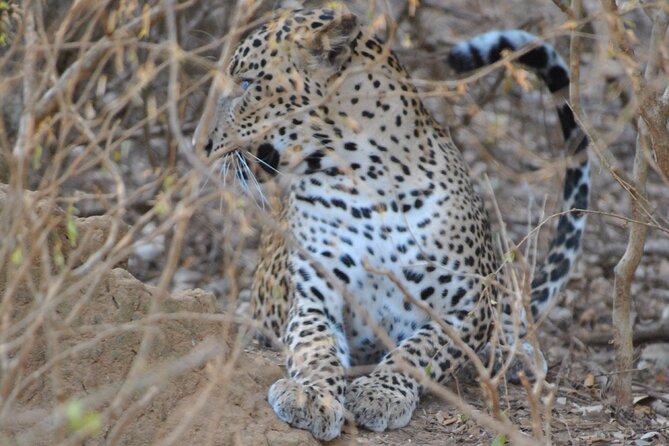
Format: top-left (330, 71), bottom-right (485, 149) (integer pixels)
top-left (305, 12), bottom-right (359, 69)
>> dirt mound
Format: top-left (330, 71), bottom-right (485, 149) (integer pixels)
top-left (1, 186), bottom-right (316, 446)
top-left (6, 266), bottom-right (315, 445)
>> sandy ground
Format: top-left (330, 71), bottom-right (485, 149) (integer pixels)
top-left (4, 0), bottom-right (669, 444)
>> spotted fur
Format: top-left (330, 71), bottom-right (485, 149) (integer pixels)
top-left (450, 30), bottom-right (589, 378)
top-left (195, 11), bottom-right (589, 441)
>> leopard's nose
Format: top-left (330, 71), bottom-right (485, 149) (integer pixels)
top-left (204, 139), bottom-right (213, 156)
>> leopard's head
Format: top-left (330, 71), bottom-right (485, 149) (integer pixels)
top-left (194, 7), bottom-right (362, 186)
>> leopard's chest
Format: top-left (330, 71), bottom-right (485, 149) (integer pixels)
top-left (286, 172), bottom-right (484, 364)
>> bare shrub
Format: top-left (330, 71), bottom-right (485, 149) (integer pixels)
top-left (1, 0), bottom-right (667, 444)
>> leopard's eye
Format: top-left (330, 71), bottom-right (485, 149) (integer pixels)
top-left (239, 78), bottom-right (253, 90)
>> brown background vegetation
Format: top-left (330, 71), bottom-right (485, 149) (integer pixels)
top-left (1, 0), bottom-right (668, 444)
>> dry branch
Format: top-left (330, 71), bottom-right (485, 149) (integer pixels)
top-left (601, 1), bottom-right (669, 182)
top-left (600, 0), bottom-right (669, 409)
top-left (576, 319), bottom-right (669, 346)
top-left (2, 0), bottom-right (667, 443)
top-left (31, 1), bottom-right (195, 126)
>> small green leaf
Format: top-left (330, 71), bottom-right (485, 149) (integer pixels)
top-left (623, 18), bottom-right (637, 30)
top-left (154, 195), bottom-right (169, 216)
top-left (483, 273), bottom-right (493, 287)
top-left (66, 400), bottom-right (83, 425)
top-left (53, 240), bottom-right (65, 267)
top-left (272, 285), bottom-right (283, 300)
top-left (10, 247), bottom-right (22, 265)
top-left (491, 432), bottom-right (507, 446)
top-left (80, 412), bottom-right (101, 433)
top-left (162, 174), bottom-right (174, 192)
top-left (66, 205), bottom-right (78, 247)
top-left (138, 4), bottom-right (151, 39)
top-left (502, 250), bottom-right (515, 263)
top-left (32, 144), bottom-right (43, 170)
top-left (424, 363), bottom-right (433, 377)
top-left (66, 400), bottom-right (101, 434)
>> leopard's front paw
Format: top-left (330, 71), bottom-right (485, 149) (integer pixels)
top-left (345, 372), bottom-right (419, 432)
top-left (268, 378), bottom-right (345, 441)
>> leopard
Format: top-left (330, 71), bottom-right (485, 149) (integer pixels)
top-left (194, 7), bottom-right (590, 441)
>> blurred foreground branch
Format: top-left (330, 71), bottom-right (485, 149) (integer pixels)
top-left (32, 1), bottom-right (195, 126)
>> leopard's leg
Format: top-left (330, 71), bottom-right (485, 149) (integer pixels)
top-left (489, 299), bottom-right (547, 383)
top-left (346, 300), bottom-right (492, 432)
top-left (491, 160), bottom-right (591, 383)
top-left (452, 295), bottom-right (546, 384)
top-left (251, 232), bottom-right (292, 346)
top-left (267, 261), bottom-right (350, 441)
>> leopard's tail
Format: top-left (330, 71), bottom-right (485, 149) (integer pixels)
top-left (448, 30), bottom-right (590, 321)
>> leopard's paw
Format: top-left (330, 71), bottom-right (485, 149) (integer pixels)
top-left (345, 372), bottom-right (419, 432)
top-left (268, 378), bottom-right (345, 441)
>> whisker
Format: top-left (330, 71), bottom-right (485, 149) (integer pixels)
top-left (240, 152), bottom-right (268, 209)
top-left (222, 157), bottom-right (230, 185)
top-left (200, 169), bottom-right (212, 192)
top-left (235, 151), bottom-right (250, 194)
top-left (218, 159), bottom-right (226, 212)
top-left (244, 151), bottom-right (283, 176)
top-left (222, 155), bottom-right (235, 212)
top-left (213, 151), bottom-right (271, 210)
top-left (232, 155), bottom-right (238, 192)
top-left (238, 153), bottom-right (265, 209)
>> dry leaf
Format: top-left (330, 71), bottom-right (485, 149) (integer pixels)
top-left (579, 308), bottom-right (597, 325)
top-left (634, 404), bottom-right (653, 415)
top-left (442, 416), bottom-right (459, 426)
top-left (585, 437), bottom-right (612, 444)
top-left (584, 373), bottom-right (596, 387)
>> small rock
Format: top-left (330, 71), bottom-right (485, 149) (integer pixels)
top-left (172, 268), bottom-right (203, 292)
top-left (133, 240), bottom-right (164, 262)
top-left (238, 288), bottom-right (251, 302)
top-left (236, 301), bottom-right (252, 319)
top-left (638, 343), bottom-right (669, 369)
top-left (584, 373), bottom-right (596, 388)
top-left (548, 306), bottom-right (573, 324)
top-left (589, 277), bottom-right (611, 300)
top-left (579, 308), bottom-right (597, 325)
top-left (659, 260), bottom-right (669, 277)
top-left (132, 223), bottom-right (165, 262)
top-left (576, 404), bottom-right (605, 419)
top-left (203, 278), bottom-right (228, 297)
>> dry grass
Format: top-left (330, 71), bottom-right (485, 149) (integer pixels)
top-left (1, 0), bottom-right (667, 444)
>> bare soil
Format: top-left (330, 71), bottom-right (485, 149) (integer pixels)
top-left (3, 0), bottom-right (669, 445)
